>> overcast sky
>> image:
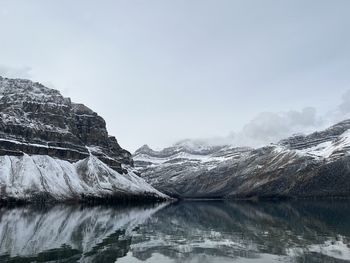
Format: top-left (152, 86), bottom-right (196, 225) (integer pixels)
top-left (1, 0), bottom-right (350, 151)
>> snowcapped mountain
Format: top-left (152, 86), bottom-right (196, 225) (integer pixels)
top-left (134, 120), bottom-right (350, 199)
top-left (133, 141), bottom-right (252, 197)
top-left (134, 140), bottom-right (251, 168)
top-left (0, 76), bottom-right (167, 202)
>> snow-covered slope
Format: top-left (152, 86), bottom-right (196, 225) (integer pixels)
top-left (0, 154), bottom-right (167, 202)
top-left (288, 129), bottom-right (350, 163)
top-left (135, 120), bottom-right (350, 199)
top-left (134, 141), bottom-right (251, 171)
top-left (0, 76), bottom-right (169, 202)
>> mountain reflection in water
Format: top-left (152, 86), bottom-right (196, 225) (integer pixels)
top-left (0, 200), bottom-right (349, 263)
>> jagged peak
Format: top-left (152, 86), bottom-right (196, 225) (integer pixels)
top-left (72, 103), bottom-right (95, 115)
top-left (0, 76), bottom-right (61, 96)
top-left (0, 76), bottom-right (133, 169)
top-left (135, 144), bottom-right (154, 154)
top-left (278, 118), bottom-right (350, 151)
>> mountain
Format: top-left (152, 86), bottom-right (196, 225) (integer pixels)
top-left (0, 76), bottom-right (131, 171)
top-left (134, 140), bottom-right (251, 169)
top-left (134, 120), bottom-right (350, 199)
top-left (0, 76), bottom-right (167, 202)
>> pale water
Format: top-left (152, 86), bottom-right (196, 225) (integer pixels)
top-left (0, 200), bottom-right (349, 262)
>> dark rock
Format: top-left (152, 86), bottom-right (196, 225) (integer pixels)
top-left (0, 76), bottom-right (132, 173)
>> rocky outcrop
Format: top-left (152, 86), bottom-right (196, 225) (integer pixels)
top-left (0, 76), bottom-right (132, 173)
top-left (134, 120), bottom-right (350, 199)
top-left (0, 76), bottom-right (168, 202)
top-left (279, 119), bottom-right (350, 151)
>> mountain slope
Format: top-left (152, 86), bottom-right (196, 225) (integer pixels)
top-left (0, 76), bottom-right (167, 202)
top-left (134, 120), bottom-right (350, 199)
top-left (0, 76), bottom-right (131, 172)
top-left (0, 154), bottom-right (167, 202)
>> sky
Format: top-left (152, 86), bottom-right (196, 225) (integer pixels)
top-left (0, 0), bottom-right (350, 152)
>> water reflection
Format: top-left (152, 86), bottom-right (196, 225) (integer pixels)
top-left (126, 201), bottom-right (350, 263)
top-left (0, 201), bottom-right (350, 262)
top-left (0, 204), bottom-right (167, 263)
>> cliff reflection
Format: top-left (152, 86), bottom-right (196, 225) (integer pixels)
top-left (1, 200), bottom-right (350, 263)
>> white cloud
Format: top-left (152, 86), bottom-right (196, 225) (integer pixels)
top-left (176, 91), bottom-right (350, 149)
top-left (338, 90), bottom-right (350, 114)
top-left (0, 65), bottom-right (32, 79)
top-left (238, 107), bottom-right (321, 145)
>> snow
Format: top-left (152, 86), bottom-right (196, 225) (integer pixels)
top-left (296, 129), bottom-right (350, 159)
top-left (0, 138), bottom-right (88, 156)
top-left (134, 151), bottom-right (233, 166)
top-left (307, 237), bottom-right (350, 260)
top-left (173, 139), bottom-right (218, 152)
top-left (0, 154), bottom-right (167, 201)
top-left (287, 236), bottom-right (350, 261)
top-left (0, 77), bottom-right (61, 99)
top-left (270, 129), bottom-right (350, 161)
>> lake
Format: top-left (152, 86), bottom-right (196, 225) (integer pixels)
top-left (0, 200), bottom-right (349, 262)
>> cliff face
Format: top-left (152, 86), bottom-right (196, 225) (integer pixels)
top-left (134, 120), bottom-right (350, 199)
top-left (0, 76), bottom-right (168, 202)
top-left (0, 76), bottom-right (132, 173)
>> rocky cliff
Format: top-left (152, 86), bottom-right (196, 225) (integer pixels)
top-left (0, 76), bottom-right (167, 202)
top-left (0, 76), bottom-right (132, 172)
top-left (134, 120), bottom-right (350, 199)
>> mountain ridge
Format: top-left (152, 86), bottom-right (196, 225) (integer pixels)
top-left (134, 119), bottom-right (350, 199)
top-left (0, 76), bottom-right (167, 202)
top-left (0, 76), bottom-right (132, 172)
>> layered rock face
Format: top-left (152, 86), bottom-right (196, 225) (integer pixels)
top-left (0, 76), bottom-right (132, 172)
top-left (134, 120), bottom-right (350, 199)
top-left (133, 141), bottom-right (253, 197)
top-left (0, 76), bottom-right (167, 202)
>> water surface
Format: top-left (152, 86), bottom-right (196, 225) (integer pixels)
top-left (0, 200), bottom-right (349, 262)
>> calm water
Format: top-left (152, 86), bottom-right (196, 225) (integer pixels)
top-left (0, 200), bottom-right (350, 263)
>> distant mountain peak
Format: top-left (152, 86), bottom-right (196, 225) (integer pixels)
top-left (173, 139), bottom-right (208, 149)
top-left (134, 118), bottom-right (350, 199)
top-left (135, 144), bottom-right (154, 154)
